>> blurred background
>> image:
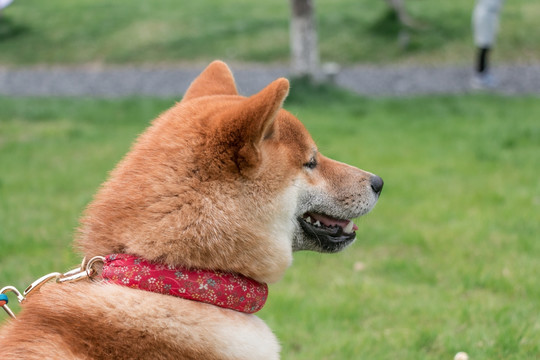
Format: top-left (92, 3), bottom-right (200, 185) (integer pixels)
top-left (0, 1), bottom-right (539, 359)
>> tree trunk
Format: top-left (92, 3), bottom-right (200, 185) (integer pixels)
top-left (289, 0), bottom-right (319, 79)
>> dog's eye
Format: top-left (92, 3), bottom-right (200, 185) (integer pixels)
top-left (303, 158), bottom-right (318, 170)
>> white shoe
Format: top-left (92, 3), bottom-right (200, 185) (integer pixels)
top-left (470, 73), bottom-right (498, 90)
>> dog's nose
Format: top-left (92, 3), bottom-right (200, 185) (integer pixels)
top-left (370, 175), bottom-right (384, 195)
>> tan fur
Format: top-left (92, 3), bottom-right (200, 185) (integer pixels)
top-left (1, 282), bottom-right (279, 359)
top-left (0, 61), bottom-right (381, 359)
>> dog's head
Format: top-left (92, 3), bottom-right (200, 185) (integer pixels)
top-left (77, 61), bottom-right (382, 283)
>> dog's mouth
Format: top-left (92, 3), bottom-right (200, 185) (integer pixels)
top-left (298, 212), bottom-right (358, 245)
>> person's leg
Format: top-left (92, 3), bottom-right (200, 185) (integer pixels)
top-left (476, 47), bottom-right (490, 74)
top-left (471, 0), bottom-right (504, 87)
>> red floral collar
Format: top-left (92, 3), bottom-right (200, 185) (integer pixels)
top-left (101, 254), bottom-right (268, 314)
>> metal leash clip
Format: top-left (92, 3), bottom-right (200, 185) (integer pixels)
top-left (0, 256), bottom-right (105, 319)
top-left (0, 286), bottom-right (24, 319)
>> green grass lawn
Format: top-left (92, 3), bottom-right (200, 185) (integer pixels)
top-left (1, 92), bottom-right (539, 359)
top-left (0, 0), bottom-right (538, 66)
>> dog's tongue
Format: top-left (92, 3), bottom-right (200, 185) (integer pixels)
top-left (309, 213), bottom-right (358, 231)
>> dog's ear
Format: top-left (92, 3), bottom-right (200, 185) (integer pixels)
top-left (183, 61), bottom-right (238, 101)
top-left (217, 78), bottom-right (290, 176)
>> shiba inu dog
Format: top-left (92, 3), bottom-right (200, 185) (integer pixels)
top-left (0, 61), bottom-right (383, 359)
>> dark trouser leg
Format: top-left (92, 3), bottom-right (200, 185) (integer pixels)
top-left (476, 47), bottom-right (490, 74)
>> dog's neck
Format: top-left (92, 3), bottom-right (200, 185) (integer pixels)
top-left (101, 254), bottom-right (268, 314)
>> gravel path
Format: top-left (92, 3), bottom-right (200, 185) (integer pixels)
top-left (0, 63), bottom-right (539, 97)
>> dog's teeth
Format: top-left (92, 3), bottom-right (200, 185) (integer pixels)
top-left (343, 221), bottom-right (354, 234)
top-left (314, 220), bottom-right (321, 227)
top-left (305, 216), bottom-right (312, 224)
